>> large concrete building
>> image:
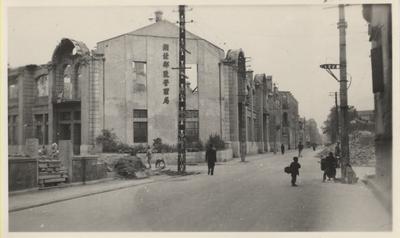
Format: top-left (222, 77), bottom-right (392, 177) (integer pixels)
top-left (279, 91), bottom-right (299, 149)
top-left (8, 11), bottom-right (302, 159)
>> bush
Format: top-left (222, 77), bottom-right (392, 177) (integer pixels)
top-left (205, 134), bottom-right (225, 151)
top-left (186, 140), bottom-right (204, 152)
top-left (152, 138), bottom-right (177, 153)
top-left (96, 129), bottom-right (147, 154)
top-left (96, 129), bottom-right (119, 152)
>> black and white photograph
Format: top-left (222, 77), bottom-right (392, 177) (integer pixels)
top-left (1, 0), bottom-right (398, 235)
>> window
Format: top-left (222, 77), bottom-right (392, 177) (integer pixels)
top-left (133, 109), bottom-right (148, 143)
top-left (36, 75), bottom-right (48, 97)
top-left (186, 110), bottom-right (199, 143)
top-left (34, 114), bottom-right (49, 145)
top-left (133, 122), bottom-right (147, 143)
top-left (8, 115), bottom-right (18, 145)
top-left (133, 109), bottom-right (147, 118)
top-left (186, 64), bottom-right (198, 93)
top-left (63, 64), bottom-right (72, 99)
top-left (8, 84), bottom-right (18, 99)
top-left (132, 62), bottom-right (147, 75)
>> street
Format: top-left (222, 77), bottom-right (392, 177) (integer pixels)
top-left (9, 149), bottom-right (391, 232)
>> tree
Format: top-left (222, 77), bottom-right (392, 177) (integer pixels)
top-left (322, 106), bottom-right (358, 143)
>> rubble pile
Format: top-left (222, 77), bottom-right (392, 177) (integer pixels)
top-left (114, 156), bottom-right (149, 179)
top-left (317, 130), bottom-right (376, 167)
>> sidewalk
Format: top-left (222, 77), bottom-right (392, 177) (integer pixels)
top-left (9, 157), bottom-right (240, 212)
top-left (6, 149), bottom-right (339, 213)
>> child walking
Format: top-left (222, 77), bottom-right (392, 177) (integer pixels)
top-left (290, 157), bottom-right (301, 186)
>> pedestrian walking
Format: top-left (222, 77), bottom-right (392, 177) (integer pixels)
top-left (205, 143), bottom-right (217, 175)
top-left (298, 142), bottom-right (304, 157)
top-left (312, 143), bottom-right (316, 151)
top-left (146, 145), bottom-right (152, 169)
top-left (289, 157), bottom-right (301, 186)
top-left (281, 144), bottom-right (285, 155)
top-left (323, 152), bottom-right (337, 182)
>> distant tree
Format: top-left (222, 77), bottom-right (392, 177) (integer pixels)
top-left (322, 106), bottom-right (358, 143)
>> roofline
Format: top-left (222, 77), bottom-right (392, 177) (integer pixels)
top-left (96, 20), bottom-right (224, 52)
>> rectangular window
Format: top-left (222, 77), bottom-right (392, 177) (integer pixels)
top-left (186, 110), bottom-right (199, 143)
top-left (132, 61), bottom-right (147, 75)
top-left (37, 75), bottom-right (49, 97)
top-left (133, 122), bottom-right (147, 143)
top-left (133, 109), bottom-right (148, 143)
top-left (8, 84), bottom-right (18, 99)
top-left (34, 114), bottom-right (44, 144)
top-left (8, 115), bottom-right (18, 145)
top-left (60, 111), bottom-right (71, 121)
top-left (186, 121), bottom-right (199, 143)
top-left (133, 109), bottom-right (147, 118)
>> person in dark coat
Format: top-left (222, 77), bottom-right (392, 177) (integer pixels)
top-left (323, 152), bottom-right (337, 182)
top-left (281, 144), bottom-right (285, 155)
top-left (205, 143), bottom-right (217, 175)
top-left (289, 157), bottom-right (301, 186)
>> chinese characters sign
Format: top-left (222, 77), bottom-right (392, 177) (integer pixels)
top-left (162, 44), bottom-right (170, 104)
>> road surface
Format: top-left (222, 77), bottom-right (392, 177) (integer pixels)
top-left (9, 149), bottom-right (391, 231)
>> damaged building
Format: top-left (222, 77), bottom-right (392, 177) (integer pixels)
top-left (8, 11), bottom-right (302, 159)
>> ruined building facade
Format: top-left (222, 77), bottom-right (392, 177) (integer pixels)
top-left (8, 12), bottom-right (303, 158)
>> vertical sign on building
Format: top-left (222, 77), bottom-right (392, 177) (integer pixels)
top-left (163, 44), bottom-right (170, 104)
top-left (177, 5), bottom-right (186, 173)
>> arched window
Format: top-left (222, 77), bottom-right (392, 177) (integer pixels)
top-left (75, 64), bottom-right (82, 99)
top-left (36, 75), bottom-right (48, 97)
top-left (63, 64), bottom-right (72, 99)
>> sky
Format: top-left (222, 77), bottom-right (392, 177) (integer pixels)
top-left (6, 3), bottom-right (375, 132)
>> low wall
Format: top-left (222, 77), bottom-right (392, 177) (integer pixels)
top-left (9, 157), bottom-right (38, 191)
top-left (137, 148), bottom-right (234, 165)
top-left (71, 155), bottom-right (107, 183)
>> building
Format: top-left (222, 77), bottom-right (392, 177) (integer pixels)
top-left (8, 65), bottom-right (49, 154)
top-left (8, 11), bottom-right (302, 160)
top-left (279, 91), bottom-right (299, 150)
top-left (362, 4), bottom-right (392, 209)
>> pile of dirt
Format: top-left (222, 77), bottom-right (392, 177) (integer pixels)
top-left (317, 130), bottom-right (376, 167)
top-left (114, 156), bottom-right (149, 179)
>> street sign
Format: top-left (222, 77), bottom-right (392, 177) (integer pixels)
top-left (320, 64), bottom-right (341, 69)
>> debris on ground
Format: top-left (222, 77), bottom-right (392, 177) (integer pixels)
top-left (114, 155), bottom-right (149, 179)
top-left (317, 130), bottom-right (376, 167)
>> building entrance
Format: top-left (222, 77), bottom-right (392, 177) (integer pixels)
top-left (54, 102), bottom-right (81, 155)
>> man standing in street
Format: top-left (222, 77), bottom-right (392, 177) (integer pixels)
top-left (289, 157), bottom-right (301, 186)
top-left (205, 143), bottom-right (217, 175)
top-left (281, 143), bottom-right (285, 155)
top-left (146, 145), bottom-right (152, 169)
top-left (298, 141), bottom-right (304, 157)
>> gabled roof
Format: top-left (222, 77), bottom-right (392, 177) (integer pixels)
top-left (98, 20), bottom-right (223, 51)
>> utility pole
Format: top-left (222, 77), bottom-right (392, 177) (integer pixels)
top-left (177, 5), bottom-right (186, 173)
top-left (338, 4), bottom-right (350, 182)
top-left (320, 4), bottom-right (352, 182)
top-left (329, 91), bottom-right (340, 142)
top-left (334, 92), bottom-right (339, 141)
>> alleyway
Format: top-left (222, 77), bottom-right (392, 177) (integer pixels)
top-left (9, 149), bottom-right (391, 231)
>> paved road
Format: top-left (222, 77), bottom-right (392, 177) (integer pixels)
top-left (9, 149), bottom-right (391, 231)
